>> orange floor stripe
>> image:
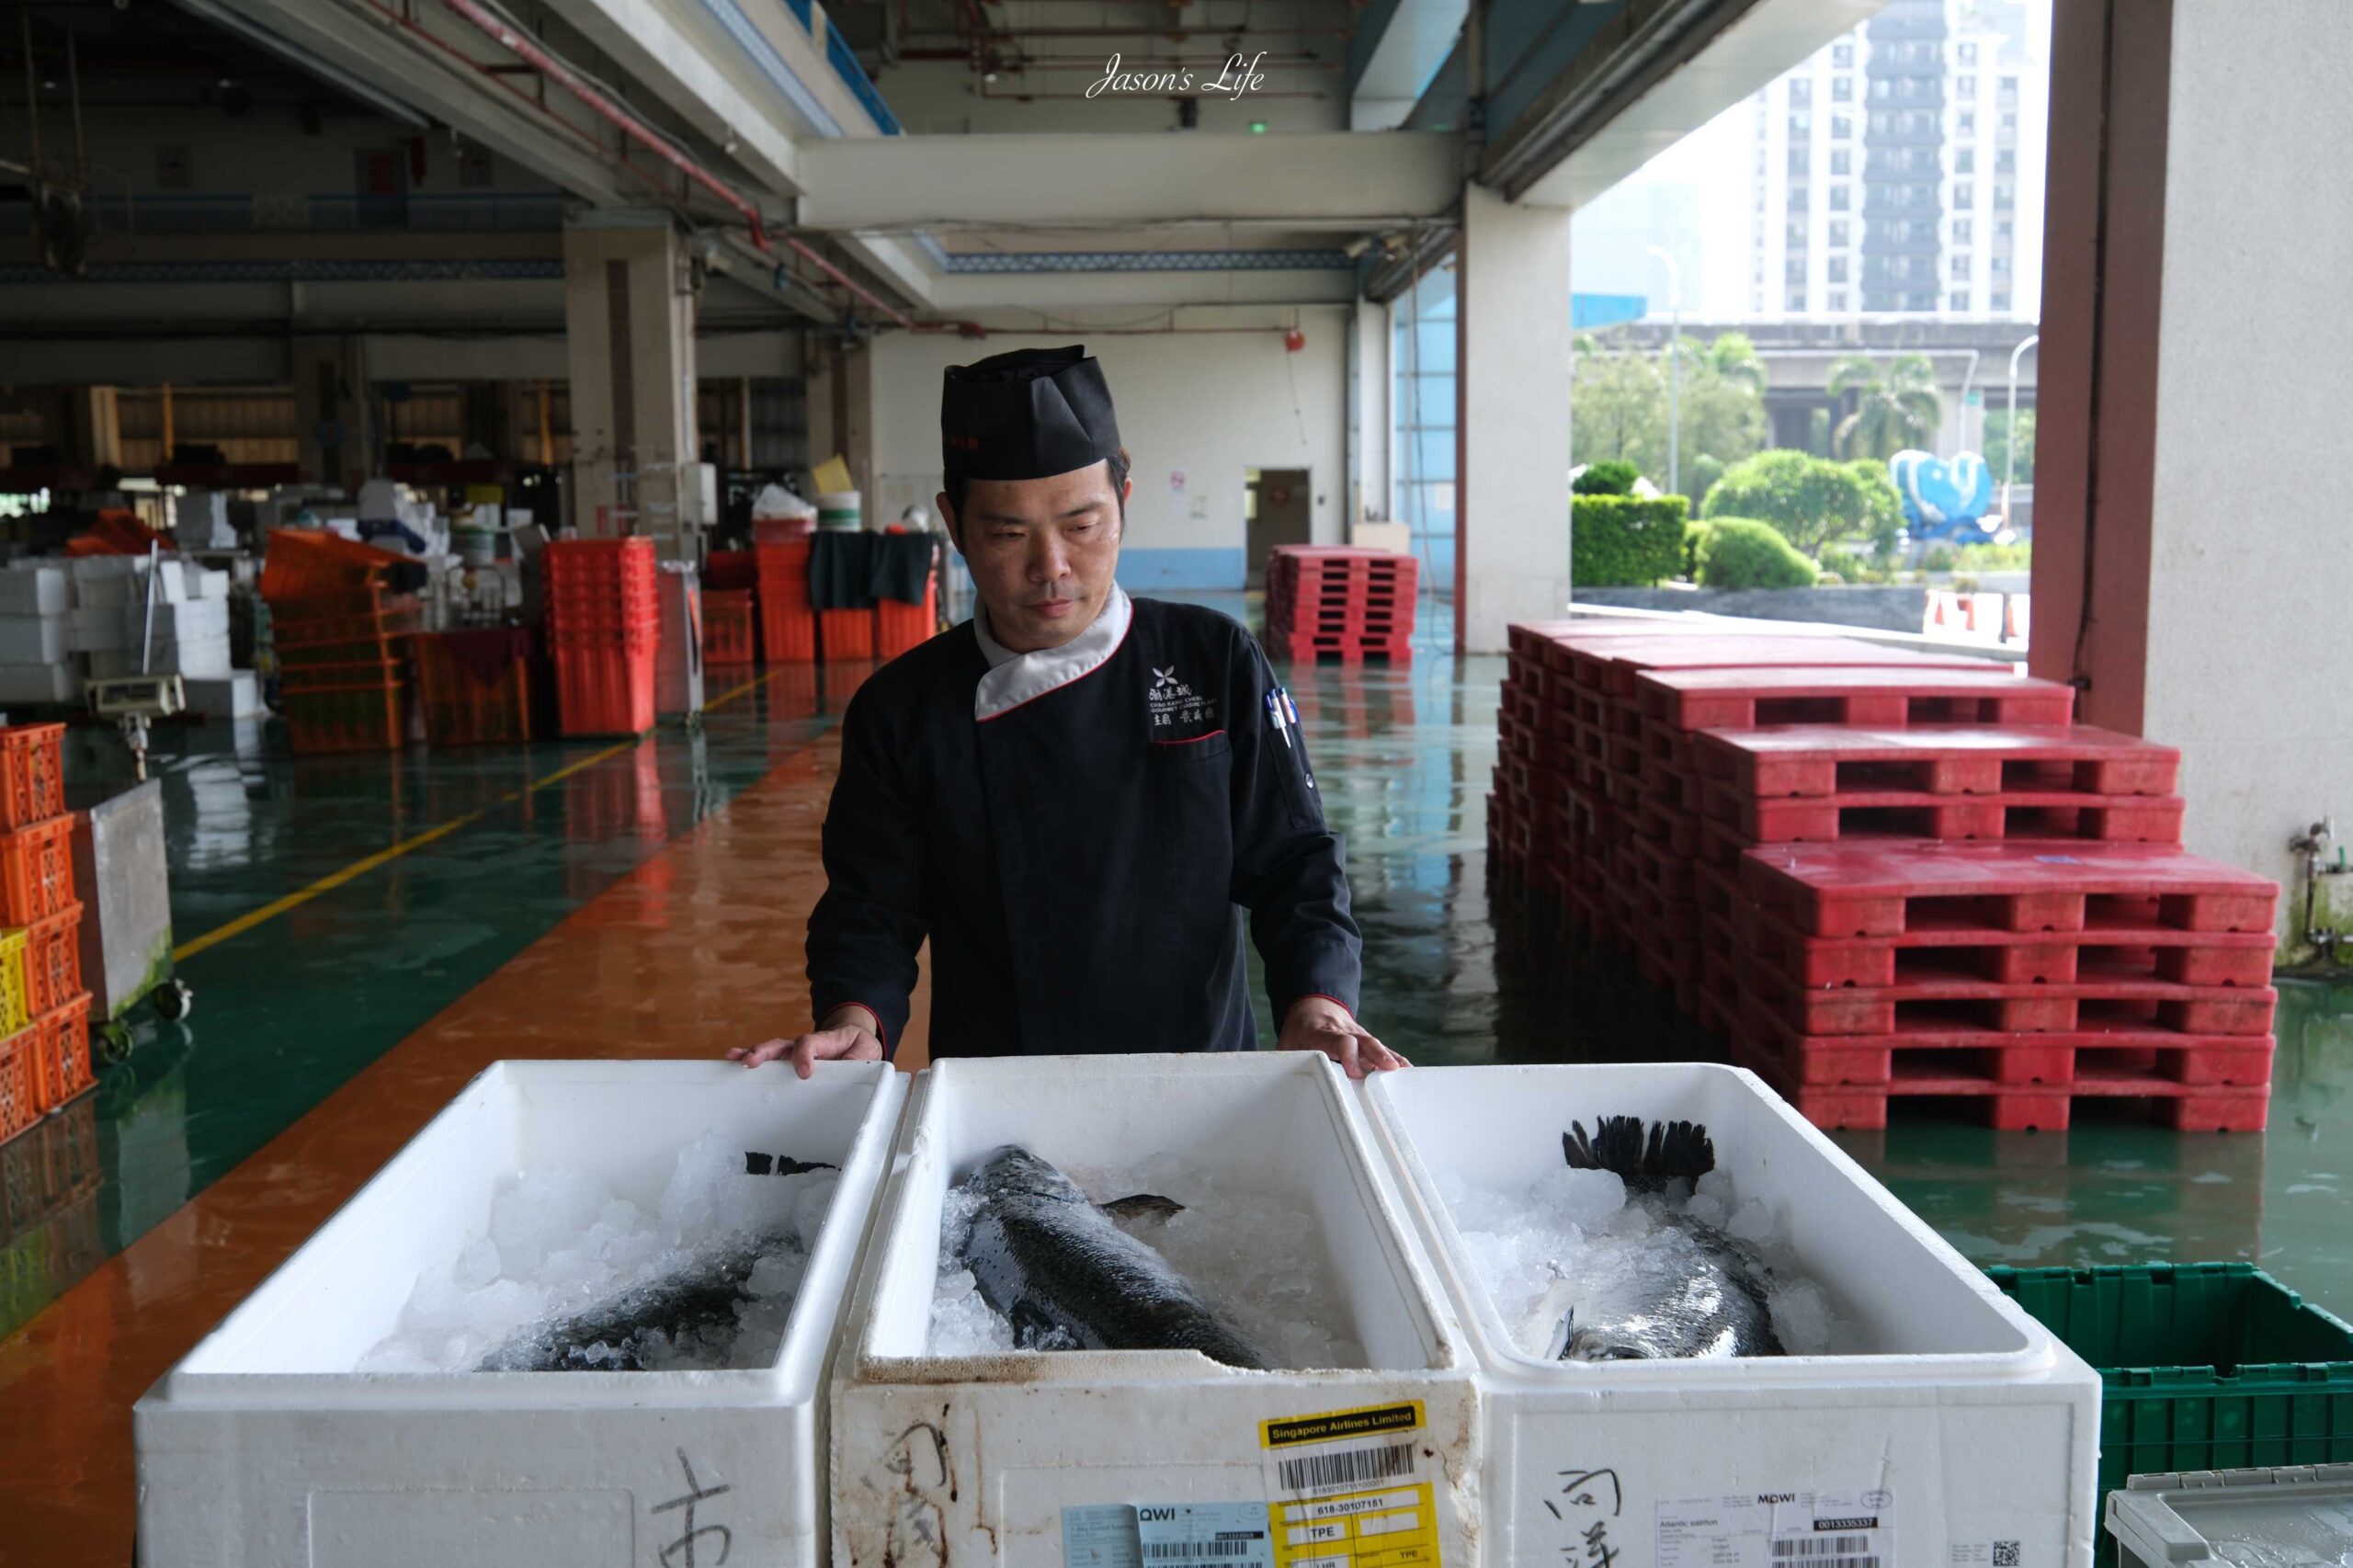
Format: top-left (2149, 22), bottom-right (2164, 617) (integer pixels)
top-left (0, 725), bottom-right (927, 1562)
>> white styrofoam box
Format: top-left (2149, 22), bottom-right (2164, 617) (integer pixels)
top-left (0, 565), bottom-right (69, 616)
top-left (0, 614), bottom-right (68, 665)
top-left (1361, 1063), bottom-right (2102, 1568)
top-left (69, 604), bottom-right (128, 653)
top-left (832, 1052), bottom-right (1482, 1568)
top-left (132, 597), bottom-right (230, 638)
top-left (181, 671), bottom-right (263, 720)
top-left (197, 568), bottom-right (231, 600)
top-left (0, 661), bottom-right (78, 705)
top-left (136, 1059), bottom-right (907, 1568)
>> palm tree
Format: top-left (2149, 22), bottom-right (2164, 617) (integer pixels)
top-left (1701, 331), bottom-right (1768, 392)
top-left (1828, 354), bottom-right (1942, 460)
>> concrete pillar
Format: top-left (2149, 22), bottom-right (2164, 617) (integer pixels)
top-left (2030, 0), bottom-right (2353, 960)
top-left (563, 211), bottom-right (700, 551)
top-left (291, 338), bottom-right (373, 488)
top-left (1457, 182), bottom-right (1573, 653)
top-left (1347, 299), bottom-right (1391, 530)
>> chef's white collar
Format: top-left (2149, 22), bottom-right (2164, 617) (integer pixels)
top-left (972, 583), bottom-right (1133, 721)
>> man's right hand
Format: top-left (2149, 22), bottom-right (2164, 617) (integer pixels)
top-left (727, 1006), bottom-right (884, 1079)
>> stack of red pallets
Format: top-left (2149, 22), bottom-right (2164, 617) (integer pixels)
top-left (1711, 841), bottom-right (2279, 1132)
top-left (543, 538), bottom-right (657, 737)
top-left (1492, 617), bottom-right (2285, 1133)
top-left (1265, 546), bottom-right (1417, 665)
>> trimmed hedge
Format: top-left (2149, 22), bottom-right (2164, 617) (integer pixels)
top-left (1573, 494), bottom-right (1688, 587)
top-left (1696, 516), bottom-right (1819, 589)
top-left (1573, 460), bottom-right (1642, 496)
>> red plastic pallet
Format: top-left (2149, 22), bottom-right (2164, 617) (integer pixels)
top-left (1637, 665), bottom-right (2078, 730)
top-left (1701, 783), bottom-right (2188, 846)
top-left (1737, 1001), bottom-right (2277, 1089)
top-left (1693, 724), bottom-right (2181, 799)
top-left (1739, 841), bottom-right (2280, 937)
top-left (1736, 904), bottom-right (2275, 989)
top-left (1732, 1029), bottom-right (2271, 1133)
top-left (1575, 635), bottom-right (1995, 698)
top-left (1742, 958), bottom-right (2277, 1038)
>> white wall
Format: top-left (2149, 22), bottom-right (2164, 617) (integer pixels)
top-left (868, 307), bottom-right (1349, 588)
top-left (2143, 0), bottom-right (2353, 951)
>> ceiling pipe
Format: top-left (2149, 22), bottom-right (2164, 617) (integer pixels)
top-left (435, 0), bottom-right (770, 249)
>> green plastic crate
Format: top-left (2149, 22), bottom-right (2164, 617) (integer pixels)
top-left (1991, 1262), bottom-right (2353, 1564)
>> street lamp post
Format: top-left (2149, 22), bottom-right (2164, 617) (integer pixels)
top-left (1645, 244), bottom-right (1682, 497)
top-left (2005, 332), bottom-right (2039, 526)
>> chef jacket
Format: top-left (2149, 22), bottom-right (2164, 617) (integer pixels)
top-left (805, 583), bottom-right (1362, 1058)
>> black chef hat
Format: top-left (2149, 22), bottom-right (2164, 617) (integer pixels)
top-left (940, 345), bottom-right (1122, 483)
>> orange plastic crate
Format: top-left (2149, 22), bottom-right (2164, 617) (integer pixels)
top-left (283, 683), bottom-right (406, 754)
top-left (552, 642), bottom-right (655, 736)
top-left (821, 608), bottom-right (875, 661)
top-left (0, 1023), bottom-right (38, 1142)
top-left (874, 584), bottom-right (938, 660)
top-left (259, 529), bottom-right (406, 601)
top-left (0, 816), bottom-right (74, 925)
top-left (0, 724), bottom-right (65, 833)
top-left (704, 590), bottom-right (757, 664)
top-left (33, 993), bottom-right (92, 1111)
top-left (413, 631), bottom-right (536, 746)
top-left (21, 903), bottom-right (80, 1017)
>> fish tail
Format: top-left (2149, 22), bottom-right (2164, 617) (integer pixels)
top-left (1563, 1116), bottom-right (1715, 1193)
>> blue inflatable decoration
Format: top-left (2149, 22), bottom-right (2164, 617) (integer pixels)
top-left (1889, 449), bottom-right (1997, 542)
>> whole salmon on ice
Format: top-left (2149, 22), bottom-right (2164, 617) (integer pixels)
top-left (955, 1145), bottom-right (1269, 1369)
top-left (1548, 1116), bottom-right (1785, 1362)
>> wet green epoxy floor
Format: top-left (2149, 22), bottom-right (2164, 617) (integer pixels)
top-left (0, 667), bottom-right (853, 1338)
top-left (7, 591), bottom-right (2353, 1353)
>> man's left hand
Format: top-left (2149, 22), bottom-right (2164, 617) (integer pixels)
top-left (1278, 995), bottom-right (1408, 1079)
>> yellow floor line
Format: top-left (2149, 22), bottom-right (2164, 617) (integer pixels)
top-left (170, 668), bottom-right (785, 963)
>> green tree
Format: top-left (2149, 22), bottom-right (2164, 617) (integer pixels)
top-left (1697, 517), bottom-right (1819, 589)
top-left (1572, 332), bottom-right (1769, 487)
top-left (1982, 408), bottom-right (2036, 486)
top-left (1846, 460), bottom-right (1906, 558)
top-left (1828, 354), bottom-right (1943, 461)
top-left (1700, 449), bottom-right (1877, 557)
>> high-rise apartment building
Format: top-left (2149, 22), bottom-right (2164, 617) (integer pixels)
top-left (1748, 0), bottom-right (2046, 319)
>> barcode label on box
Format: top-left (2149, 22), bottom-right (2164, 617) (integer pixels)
top-left (1658, 1488), bottom-right (1895, 1568)
top-left (1259, 1401), bottom-right (1442, 1567)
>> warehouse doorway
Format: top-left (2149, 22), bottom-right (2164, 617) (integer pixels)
top-left (1245, 467), bottom-right (1311, 585)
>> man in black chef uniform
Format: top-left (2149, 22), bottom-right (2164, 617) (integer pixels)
top-left (729, 345), bottom-right (1405, 1080)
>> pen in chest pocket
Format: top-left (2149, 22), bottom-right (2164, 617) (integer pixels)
top-left (1266, 687), bottom-right (1292, 749)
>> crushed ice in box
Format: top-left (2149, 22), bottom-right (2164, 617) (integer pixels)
top-left (1435, 1162), bottom-right (1843, 1358)
top-left (358, 1131), bottom-right (838, 1373)
top-left (926, 1151), bottom-right (1370, 1369)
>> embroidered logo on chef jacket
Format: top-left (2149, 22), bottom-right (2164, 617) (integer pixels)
top-left (1147, 665), bottom-right (1216, 733)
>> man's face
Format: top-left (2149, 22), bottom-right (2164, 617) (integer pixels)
top-left (939, 460), bottom-right (1130, 653)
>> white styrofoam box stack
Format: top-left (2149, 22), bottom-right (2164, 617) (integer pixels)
top-left (0, 611), bottom-right (68, 664)
top-left (135, 1059), bottom-right (907, 1568)
top-left (1361, 1063), bottom-right (2102, 1568)
top-left (173, 489), bottom-right (236, 550)
top-left (0, 563), bottom-right (69, 616)
top-left (831, 1052), bottom-right (1481, 1568)
top-left (0, 662), bottom-right (78, 705)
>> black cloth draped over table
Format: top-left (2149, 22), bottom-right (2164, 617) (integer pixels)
top-left (809, 531), bottom-right (938, 610)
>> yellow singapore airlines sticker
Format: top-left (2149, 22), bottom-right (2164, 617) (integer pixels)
top-left (1258, 1402), bottom-right (1440, 1568)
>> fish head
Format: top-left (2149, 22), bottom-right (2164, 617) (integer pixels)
top-left (1563, 1321), bottom-right (1664, 1362)
top-left (972, 1145), bottom-right (1088, 1205)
